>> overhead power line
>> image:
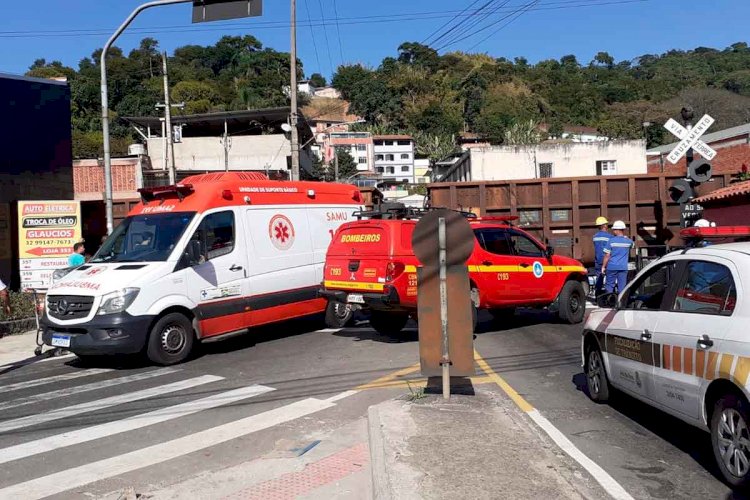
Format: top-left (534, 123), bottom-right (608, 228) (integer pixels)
top-left (434, 0), bottom-right (515, 50)
top-left (302, 0), bottom-right (322, 73)
top-left (467, 0), bottom-right (541, 50)
top-left (0, 0), bottom-right (649, 38)
top-left (332, 0), bottom-right (345, 67)
top-left (421, 0), bottom-right (484, 46)
top-left (316, 0), bottom-right (335, 76)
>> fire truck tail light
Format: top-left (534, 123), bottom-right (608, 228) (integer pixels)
top-left (386, 261), bottom-right (405, 282)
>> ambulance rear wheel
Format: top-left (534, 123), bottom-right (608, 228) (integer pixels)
top-left (559, 280), bottom-right (586, 324)
top-left (369, 311), bottom-right (409, 336)
top-left (147, 313), bottom-right (194, 365)
top-left (325, 301), bottom-right (354, 328)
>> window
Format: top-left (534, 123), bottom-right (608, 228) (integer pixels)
top-left (509, 232), bottom-right (544, 257)
top-left (375, 154), bottom-right (384, 161)
top-left (402, 178), bottom-right (410, 182)
top-left (358, 157), bottom-right (367, 164)
top-left (374, 140), bottom-right (385, 146)
top-left (357, 144), bottom-right (366, 151)
top-left (386, 166), bottom-right (395, 174)
top-left (376, 167), bottom-right (384, 173)
top-left (401, 166), bottom-right (410, 172)
top-left (401, 153), bottom-right (410, 160)
top-left (622, 262), bottom-right (677, 310)
top-left (475, 229), bottom-right (513, 255)
top-left (539, 162), bottom-right (553, 178)
top-left (596, 160), bottom-right (617, 176)
top-left (519, 209), bottom-right (541, 226)
top-left (672, 261), bottom-right (736, 315)
top-left (397, 140), bottom-right (410, 146)
top-left (190, 211), bottom-right (235, 261)
top-left (386, 154), bottom-right (395, 161)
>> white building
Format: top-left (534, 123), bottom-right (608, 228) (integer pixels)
top-left (438, 140), bottom-right (647, 182)
top-left (330, 132), bottom-right (374, 173)
top-left (373, 135), bottom-right (415, 183)
top-left (126, 108), bottom-right (314, 179)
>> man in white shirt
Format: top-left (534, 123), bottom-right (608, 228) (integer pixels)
top-left (0, 278), bottom-right (10, 316)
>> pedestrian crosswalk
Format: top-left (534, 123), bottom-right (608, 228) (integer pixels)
top-left (0, 359), bottom-right (350, 499)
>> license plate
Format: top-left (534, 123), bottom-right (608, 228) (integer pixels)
top-left (347, 294), bottom-right (365, 304)
top-left (50, 334), bottom-right (71, 348)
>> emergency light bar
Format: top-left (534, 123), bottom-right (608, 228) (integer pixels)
top-left (138, 183), bottom-right (195, 203)
top-left (680, 226), bottom-right (750, 239)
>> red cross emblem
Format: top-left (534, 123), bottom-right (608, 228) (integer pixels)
top-left (269, 214), bottom-right (295, 250)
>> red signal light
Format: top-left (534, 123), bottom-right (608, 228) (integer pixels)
top-left (680, 226), bottom-right (750, 239)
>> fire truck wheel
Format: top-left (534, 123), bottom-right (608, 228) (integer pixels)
top-left (558, 280), bottom-right (586, 324)
top-left (147, 312), bottom-right (194, 365)
top-left (369, 311), bottom-right (409, 336)
top-left (325, 301), bottom-right (354, 328)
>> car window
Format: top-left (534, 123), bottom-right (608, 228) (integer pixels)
top-left (509, 232), bottom-right (544, 258)
top-left (672, 261), bottom-right (736, 316)
top-left (475, 229), bottom-right (512, 256)
top-left (622, 261), bottom-right (677, 310)
top-left (189, 211), bottom-right (235, 261)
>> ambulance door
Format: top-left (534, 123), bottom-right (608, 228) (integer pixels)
top-left (185, 208), bottom-right (250, 337)
top-left (244, 208), bottom-right (315, 323)
top-left (651, 258), bottom-right (737, 421)
top-left (306, 205), bottom-right (355, 284)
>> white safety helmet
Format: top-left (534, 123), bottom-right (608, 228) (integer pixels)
top-left (612, 220), bottom-right (626, 230)
top-left (693, 219), bottom-right (710, 228)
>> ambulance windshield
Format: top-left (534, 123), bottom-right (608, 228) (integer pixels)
top-left (92, 212), bottom-right (196, 263)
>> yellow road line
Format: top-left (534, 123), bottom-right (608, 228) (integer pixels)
top-left (356, 363), bottom-right (421, 390)
top-left (474, 349), bottom-right (535, 413)
top-left (359, 375), bottom-right (494, 390)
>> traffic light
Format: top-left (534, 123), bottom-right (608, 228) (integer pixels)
top-left (669, 178), bottom-right (695, 204)
top-left (688, 158), bottom-right (713, 183)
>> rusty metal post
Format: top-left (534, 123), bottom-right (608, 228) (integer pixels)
top-left (438, 217), bottom-right (449, 399)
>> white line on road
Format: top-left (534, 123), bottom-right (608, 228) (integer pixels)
top-left (325, 390), bottom-right (359, 402)
top-left (0, 384), bottom-right (275, 466)
top-left (0, 368), bottom-right (113, 394)
top-left (0, 374), bottom-right (221, 434)
top-left (527, 409), bottom-right (635, 500)
top-left (0, 397), bottom-right (336, 500)
top-left (0, 368), bottom-right (180, 411)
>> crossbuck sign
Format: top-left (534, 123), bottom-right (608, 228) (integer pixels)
top-left (664, 114), bottom-right (717, 165)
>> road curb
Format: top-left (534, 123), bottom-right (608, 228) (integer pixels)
top-left (367, 404), bottom-right (392, 500)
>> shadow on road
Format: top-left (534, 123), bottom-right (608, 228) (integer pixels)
top-left (573, 372), bottom-right (750, 498)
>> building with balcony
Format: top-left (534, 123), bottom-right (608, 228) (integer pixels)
top-left (373, 135), bottom-right (415, 183)
top-left (329, 132), bottom-right (374, 173)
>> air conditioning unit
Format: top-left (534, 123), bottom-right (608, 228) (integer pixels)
top-left (128, 144), bottom-right (146, 156)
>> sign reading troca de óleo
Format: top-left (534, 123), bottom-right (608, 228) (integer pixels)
top-left (17, 200), bottom-right (81, 289)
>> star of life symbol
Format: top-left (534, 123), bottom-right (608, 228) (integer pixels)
top-left (664, 115), bottom-right (716, 165)
top-left (84, 266), bottom-right (106, 276)
top-left (268, 214), bottom-right (295, 250)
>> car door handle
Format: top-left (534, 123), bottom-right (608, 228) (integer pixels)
top-left (229, 264), bottom-right (243, 272)
top-left (482, 260), bottom-right (492, 266)
top-left (697, 335), bottom-right (714, 349)
top-left (519, 263), bottom-right (531, 268)
top-left (641, 329), bottom-right (652, 341)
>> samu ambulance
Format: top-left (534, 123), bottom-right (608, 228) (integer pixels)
top-left (41, 172), bottom-right (363, 365)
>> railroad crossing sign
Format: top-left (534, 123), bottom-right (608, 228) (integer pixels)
top-left (664, 115), bottom-right (716, 164)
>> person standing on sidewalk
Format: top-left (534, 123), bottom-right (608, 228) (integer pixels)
top-left (0, 277), bottom-right (10, 316)
top-left (68, 242), bottom-right (85, 267)
top-left (592, 216), bottom-right (611, 296)
top-left (601, 220), bottom-right (633, 294)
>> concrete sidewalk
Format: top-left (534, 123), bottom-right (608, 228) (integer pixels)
top-left (368, 386), bottom-right (608, 500)
top-left (0, 329), bottom-right (66, 368)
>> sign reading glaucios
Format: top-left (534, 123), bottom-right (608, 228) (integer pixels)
top-left (17, 200), bottom-right (82, 289)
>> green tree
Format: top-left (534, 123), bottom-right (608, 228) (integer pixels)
top-left (334, 149), bottom-right (359, 181)
top-left (309, 73), bottom-right (327, 87)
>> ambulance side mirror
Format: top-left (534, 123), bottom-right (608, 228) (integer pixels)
top-left (186, 240), bottom-right (203, 266)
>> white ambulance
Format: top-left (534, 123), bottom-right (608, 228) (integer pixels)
top-left (42, 172), bottom-right (363, 365)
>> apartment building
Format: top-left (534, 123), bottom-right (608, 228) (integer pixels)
top-left (373, 135), bottom-right (415, 183)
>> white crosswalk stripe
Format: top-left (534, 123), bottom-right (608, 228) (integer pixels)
top-left (0, 373), bottom-right (221, 434)
top-left (0, 367), bottom-right (179, 411)
top-left (0, 368), bottom-right (113, 394)
top-left (0, 397), bottom-right (336, 500)
top-left (0, 384), bottom-right (275, 466)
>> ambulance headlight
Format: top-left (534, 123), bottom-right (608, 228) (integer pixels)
top-left (97, 288), bottom-right (140, 315)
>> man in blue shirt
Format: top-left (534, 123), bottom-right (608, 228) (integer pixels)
top-left (592, 216), bottom-right (611, 296)
top-left (602, 220), bottom-right (633, 294)
top-left (68, 242), bottom-right (85, 267)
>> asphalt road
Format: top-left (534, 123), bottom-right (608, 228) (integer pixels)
top-left (0, 309), bottom-right (743, 499)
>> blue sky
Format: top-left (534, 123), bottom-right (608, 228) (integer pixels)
top-left (1, 0), bottom-right (748, 78)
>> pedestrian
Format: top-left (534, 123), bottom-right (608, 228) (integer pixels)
top-left (592, 216), bottom-right (611, 296)
top-left (0, 276), bottom-right (10, 317)
top-left (68, 242), bottom-right (86, 267)
top-left (601, 220), bottom-right (633, 295)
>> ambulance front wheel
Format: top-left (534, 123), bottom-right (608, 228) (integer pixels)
top-left (147, 312), bottom-right (194, 365)
top-left (325, 301), bottom-right (354, 328)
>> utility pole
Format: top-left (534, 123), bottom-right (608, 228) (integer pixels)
top-left (161, 52), bottom-right (176, 184)
top-left (334, 148), bottom-right (339, 182)
top-left (221, 119), bottom-right (232, 171)
top-left (289, 0), bottom-right (300, 181)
